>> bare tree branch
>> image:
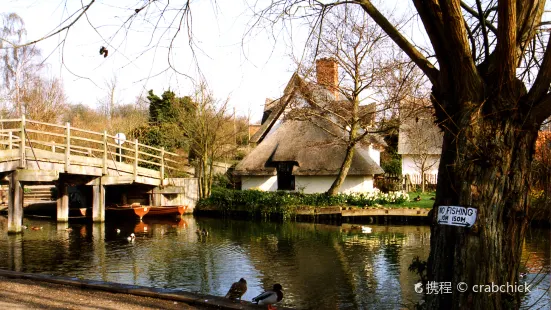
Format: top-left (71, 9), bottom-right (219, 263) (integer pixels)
top-left (460, 1), bottom-right (498, 34)
top-left (4, 0), bottom-right (96, 49)
top-left (475, 0), bottom-right (490, 60)
top-left (438, 0), bottom-right (482, 92)
top-left (357, 0), bottom-right (439, 85)
top-left (526, 34), bottom-right (551, 105)
top-left (496, 0), bottom-right (518, 87)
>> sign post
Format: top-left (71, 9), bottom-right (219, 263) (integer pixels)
top-left (114, 133), bottom-right (126, 163)
top-left (437, 206), bottom-right (477, 227)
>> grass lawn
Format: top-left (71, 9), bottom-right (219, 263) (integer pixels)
top-left (403, 192), bottom-right (436, 209)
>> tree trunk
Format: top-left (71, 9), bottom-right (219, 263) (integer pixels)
top-left (426, 96), bottom-right (538, 309)
top-left (196, 160), bottom-right (204, 199)
top-left (327, 143), bottom-right (355, 196)
top-left (200, 153), bottom-right (209, 199)
top-left (421, 161), bottom-right (426, 193)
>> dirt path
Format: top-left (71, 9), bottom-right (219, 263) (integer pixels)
top-left (0, 276), bottom-right (199, 310)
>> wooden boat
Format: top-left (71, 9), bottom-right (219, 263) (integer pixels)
top-left (106, 204), bottom-right (149, 220)
top-left (148, 205), bottom-right (188, 217)
top-left (106, 204), bottom-right (188, 221)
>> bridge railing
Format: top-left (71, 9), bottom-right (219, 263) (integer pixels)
top-left (0, 116), bottom-right (184, 179)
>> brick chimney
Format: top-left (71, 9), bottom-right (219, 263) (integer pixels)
top-left (316, 58), bottom-right (339, 100)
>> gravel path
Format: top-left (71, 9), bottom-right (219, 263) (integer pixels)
top-left (0, 276), bottom-right (200, 310)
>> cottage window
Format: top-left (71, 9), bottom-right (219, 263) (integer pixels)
top-left (277, 162), bottom-right (295, 191)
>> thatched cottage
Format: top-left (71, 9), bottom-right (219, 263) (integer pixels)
top-left (233, 59), bottom-right (386, 194)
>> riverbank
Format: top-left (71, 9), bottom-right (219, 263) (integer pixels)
top-left (194, 204), bottom-right (431, 223)
top-left (0, 270), bottom-right (292, 310)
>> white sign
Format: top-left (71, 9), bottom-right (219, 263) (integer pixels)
top-left (437, 206), bottom-right (477, 227)
top-left (114, 133), bottom-right (126, 145)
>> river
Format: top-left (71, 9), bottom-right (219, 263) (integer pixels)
top-left (0, 215), bottom-right (548, 309)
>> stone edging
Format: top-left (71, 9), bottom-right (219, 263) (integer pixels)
top-left (0, 270), bottom-right (294, 310)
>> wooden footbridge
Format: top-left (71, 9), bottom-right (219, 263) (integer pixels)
top-left (0, 117), bottom-right (191, 233)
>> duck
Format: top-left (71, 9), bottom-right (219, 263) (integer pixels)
top-left (201, 228), bottom-right (209, 236)
top-left (361, 226), bottom-right (372, 233)
top-left (196, 228), bottom-right (202, 235)
top-left (225, 278), bottom-right (247, 301)
top-left (252, 284), bottom-right (283, 310)
top-left (116, 229), bottom-right (121, 234)
top-left (519, 272), bottom-right (527, 278)
top-left (127, 233), bottom-right (136, 242)
top-left (414, 195), bottom-right (421, 202)
top-left (31, 226), bottom-right (43, 231)
top-left (21, 225), bottom-right (28, 230)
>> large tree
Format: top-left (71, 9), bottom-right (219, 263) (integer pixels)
top-left (363, 1), bottom-right (549, 309)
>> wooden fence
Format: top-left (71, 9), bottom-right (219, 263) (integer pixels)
top-left (375, 173), bottom-right (438, 192)
top-left (407, 173), bottom-right (438, 186)
top-left (0, 116), bottom-right (185, 179)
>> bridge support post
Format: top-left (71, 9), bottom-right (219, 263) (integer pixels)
top-left (56, 182), bottom-right (69, 222)
top-left (92, 183), bottom-right (105, 222)
top-left (151, 190), bottom-right (161, 206)
top-left (7, 234), bottom-right (23, 271)
top-left (121, 192), bottom-right (127, 205)
top-left (7, 173), bottom-right (23, 234)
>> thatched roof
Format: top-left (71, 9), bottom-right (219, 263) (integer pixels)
top-left (234, 120), bottom-right (384, 176)
top-left (250, 74), bottom-right (302, 144)
top-left (398, 117), bottom-right (442, 155)
top-left (250, 73), bottom-right (384, 147)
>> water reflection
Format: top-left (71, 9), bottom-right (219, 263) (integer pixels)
top-left (0, 215), bottom-right (548, 309)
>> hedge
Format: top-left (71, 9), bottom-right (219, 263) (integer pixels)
top-left (196, 188), bottom-right (410, 220)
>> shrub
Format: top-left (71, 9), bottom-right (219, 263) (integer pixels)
top-left (381, 157), bottom-right (402, 175)
top-left (197, 188), bottom-right (410, 219)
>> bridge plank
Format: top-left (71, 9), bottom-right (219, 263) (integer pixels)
top-left (0, 160), bottom-right (20, 172)
top-left (0, 149), bottom-right (19, 162)
top-left (15, 169), bottom-right (59, 182)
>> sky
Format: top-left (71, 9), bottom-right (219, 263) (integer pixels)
top-left (1, 0), bottom-right (314, 123)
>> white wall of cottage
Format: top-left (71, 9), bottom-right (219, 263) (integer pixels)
top-left (295, 175), bottom-right (374, 193)
top-left (241, 175), bottom-right (374, 193)
top-left (241, 176), bottom-right (278, 191)
top-left (401, 155), bottom-right (440, 184)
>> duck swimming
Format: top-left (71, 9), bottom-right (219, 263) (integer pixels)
top-left (252, 283), bottom-right (283, 310)
top-left (225, 278), bottom-right (247, 301)
top-left (127, 233), bottom-right (136, 242)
